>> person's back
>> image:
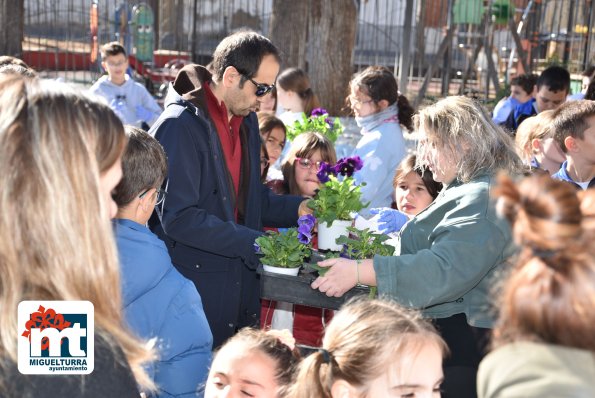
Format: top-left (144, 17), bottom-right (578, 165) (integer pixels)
top-left (90, 41), bottom-right (162, 129)
top-left (113, 127), bottom-right (213, 396)
top-left (551, 100), bottom-right (595, 190)
top-left (478, 175), bottom-right (595, 398)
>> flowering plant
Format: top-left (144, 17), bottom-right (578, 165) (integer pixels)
top-left (308, 156), bottom-right (367, 225)
top-left (336, 227), bottom-right (396, 259)
top-left (254, 215), bottom-right (315, 268)
top-left (286, 107), bottom-right (344, 143)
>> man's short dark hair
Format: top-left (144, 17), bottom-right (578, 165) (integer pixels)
top-left (510, 73), bottom-right (537, 95)
top-left (552, 100), bottom-right (595, 152)
top-left (537, 66), bottom-right (570, 93)
top-left (100, 41), bottom-right (127, 59)
top-left (113, 126), bottom-right (168, 207)
top-left (210, 30), bottom-right (280, 83)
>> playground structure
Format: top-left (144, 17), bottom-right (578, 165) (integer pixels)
top-left (17, 0), bottom-right (595, 103)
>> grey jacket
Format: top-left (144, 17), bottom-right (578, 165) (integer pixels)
top-left (478, 342), bottom-right (595, 397)
top-left (374, 174), bottom-right (514, 328)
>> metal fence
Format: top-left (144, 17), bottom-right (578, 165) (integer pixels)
top-left (20, 0), bottom-right (595, 100)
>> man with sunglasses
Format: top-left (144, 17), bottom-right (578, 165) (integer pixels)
top-left (149, 30), bottom-right (310, 347)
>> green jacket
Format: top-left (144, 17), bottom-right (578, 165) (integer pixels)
top-left (478, 342), bottom-right (595, 397)
top-left (374, 174), bottom-right (514, 328)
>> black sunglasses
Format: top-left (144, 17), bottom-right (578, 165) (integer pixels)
top-left (243, 75), bottom-right (275, 97)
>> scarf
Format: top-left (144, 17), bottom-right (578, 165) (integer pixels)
top-left (355, 103), bottom-right (399, 133)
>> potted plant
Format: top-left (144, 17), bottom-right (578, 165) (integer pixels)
top-left (254, 214), bottom-right (316, 275)
top-left (311, 226), bottom-right (395, 297)
top-left (308, 156), bottom-right (367, 251)
top-left (286, 107), bottom-right (344, 143)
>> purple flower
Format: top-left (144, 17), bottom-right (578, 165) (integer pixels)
top-left (325, 118), bottom-right (334, 128)
top-left (254, 242), bottom-right (261, 253)
top-left (297, 230), bottom-right (312, 245)
top-left (335, 156), bottom-right (364, 177)
top-left (311, 108), bottom-right (328, 118)
top-left (298, 214), bottom-right (316, 231)
top-left (316, 161), bottom-right (336, 183)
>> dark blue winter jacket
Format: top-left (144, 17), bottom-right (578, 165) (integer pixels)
top-left (148, 65), bottom-right (303, 347)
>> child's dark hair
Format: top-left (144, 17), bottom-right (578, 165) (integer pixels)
top-left (537, 66), bottom-right (570, 93)
top-left (510, 73), bottom-right (538, 96)
top-left (393, 154), bottom-right (442, 199)
top-left (493, 174), bottom-right (595, 351)
top-left (350, 66), bottom-right (414, 131)
top-left (215, 328), bottom-right (301, 395)
top-left (100, 41), bottom-right (127, 59)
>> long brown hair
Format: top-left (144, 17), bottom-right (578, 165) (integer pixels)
top-left (493, 174), bottom-right (595, 351)
top-left (0, 75), bottom-right (154, 389)
top-left (281, 132), bottom-right (336, 195)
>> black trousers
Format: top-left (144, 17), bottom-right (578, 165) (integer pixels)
top-left (434, 313), bottom-right (491, 398)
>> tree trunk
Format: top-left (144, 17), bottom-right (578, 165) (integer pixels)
top-left (0, 0), bottom-right (24, 57)
top-left (270, 0), bottom-right (309, 70)
top-left (306, 0), bottom-right (357, 115)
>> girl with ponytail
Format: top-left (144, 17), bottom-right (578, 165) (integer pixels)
top-left (478, 174), bottom-right (595, 397)
top-left (347, 66), bottom-right (415, 212)
top-left (288, 298), bottom-right (446, 398)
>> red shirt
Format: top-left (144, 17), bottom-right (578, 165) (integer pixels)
top-left (204, 82), bottom-right (243, 212)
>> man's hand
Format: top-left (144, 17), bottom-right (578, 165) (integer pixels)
top-left (298, 199), bottom-right (313, 217)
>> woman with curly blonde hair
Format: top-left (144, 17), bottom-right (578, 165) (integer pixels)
top-left (314, 96), bottom-right (523, 397)
top-left (0, 75), bottom-right (154, 396)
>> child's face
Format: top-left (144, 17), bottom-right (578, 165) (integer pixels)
top-left (365, 342), bottom-right (443, 398)
top-left (395, 171), bottom-right (434, 217)
top-left (276, 86), bottom-right (302, 113)
top-left (537, 137), bottom-right (566, 165)
top-left (535, 85), bottom-right (567, 113)
top-left (510, 84), bottom-right (532, 104)
top-left (264, 127), bottom-right (286, 165)
top-left (295, 149), bottom-right (324, 197)
top-left (102, 53), bottom-right (128, 84)
top-left (205, 348), bottom-right (280, 398)
top-left (572, 115), bottom-right (595, 166)
top-left (349, 86), bottom-right (376, 118)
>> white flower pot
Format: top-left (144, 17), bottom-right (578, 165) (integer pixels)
top-left (263, 264), bottom-right (300, 276)
top-left (318, 220), bottom-right (352, 251)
